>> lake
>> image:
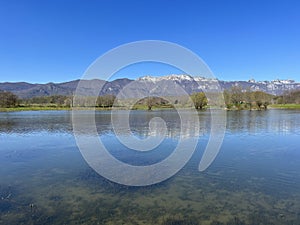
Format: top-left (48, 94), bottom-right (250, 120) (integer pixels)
top-left (0, 109), bottom-right (300, 225)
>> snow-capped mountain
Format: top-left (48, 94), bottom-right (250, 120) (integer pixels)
top-left (0, 74), bottom-right (299, 98)
top-left (138, 74), bottom-right (196, 82)
top-left (136, 75), bottom-right (300, 96)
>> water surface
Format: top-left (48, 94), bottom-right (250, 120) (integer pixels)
top-left (0, 109), bottom-right (300, 225)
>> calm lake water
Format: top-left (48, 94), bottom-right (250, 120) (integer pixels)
top-left (0, 109), bottom-right (300, 225)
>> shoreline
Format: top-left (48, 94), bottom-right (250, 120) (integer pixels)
top-left (1, 104), bottom-right (300, 112)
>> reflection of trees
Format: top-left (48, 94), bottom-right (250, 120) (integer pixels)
top-left (127, 110), bottom-right (207, 139)
top-left (226, 110), bottom-right (298, 135)
top-left (0, 120), bottom-right (18, 133)
top-left (1, 111), bottom-right (211, 139)
top-left (0, 112), bottom-right (73, 134)
top-left (2, 110), bottom-right (298, 138)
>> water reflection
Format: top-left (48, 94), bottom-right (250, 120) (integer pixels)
top-left (0, 111), bottom-right (72, 134)
top-left (0, 109), bottom-right (300, 224)
top-left (226, 110), bottom-right (300, 135)
top-left (1, 110), bottom-right (300, 137)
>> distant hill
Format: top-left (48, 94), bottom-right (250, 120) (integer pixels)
top-left (0, 75), bottom-right (299, 98)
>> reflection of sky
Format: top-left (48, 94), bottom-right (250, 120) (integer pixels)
top-left (99, 134), bottom-right (178, 166)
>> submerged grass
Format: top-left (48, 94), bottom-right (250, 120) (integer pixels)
top-left (1, 165), bottom-right (300, 225)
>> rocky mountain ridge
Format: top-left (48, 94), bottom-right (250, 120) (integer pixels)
top-left (0, 75), bottom-right (299, 98)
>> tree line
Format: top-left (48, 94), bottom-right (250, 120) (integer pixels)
top-left (275, 90), bottom-right (300, 104)
top-left (223, 86), bottom-right (273, 110)
top-left (0, 92), bottom-right (117, 108)
top-left (0, 91), bottom-right (19, 108)
top-left (191, 87), bottom-right (300, 110)
top-left (1, 88), bottom-right (300, 109)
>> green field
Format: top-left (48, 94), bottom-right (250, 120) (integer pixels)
top-left (269, 104), bottom-right (300, 109)
top-left (2, 104), bottom-right (300, 112)
top-left (0, 104), bottom-right (176, 112)
top-left (0, 106), bottom-right (71, 112)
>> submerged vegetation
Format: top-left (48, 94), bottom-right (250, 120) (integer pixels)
top-left (1, 164), bottom-right (300, 225)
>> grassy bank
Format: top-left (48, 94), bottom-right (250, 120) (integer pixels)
top-left (0, 104), bottom-right (176, 112)
top-left (2, 104), bottom-right (300, 112)
top-left (269, 104), bottom-right (300, 109)
top-left (0, 106), bottom-right (71, 112)
top-left (0, 106), bottom-right (120, 112)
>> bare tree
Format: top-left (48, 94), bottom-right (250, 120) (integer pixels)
top-left (253, 91), bottom-right (270, 110)
top-left (97, 95), bottom-right (116, 107)
top-left (230, 86), bottom-right (244, 109)
top-left (146, 96), bottom-right (155, 110)
top-left (0, 91), bottom-right (18, 107)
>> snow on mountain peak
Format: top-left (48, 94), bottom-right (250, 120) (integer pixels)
top-left (138, 74), bottom-right (190, 81)
top-left (138, 75), bottom-right (158, 82)
top-left (138, 74), bottom-right (207, 82)
top-left (271, 79), bottom-right (295, 84)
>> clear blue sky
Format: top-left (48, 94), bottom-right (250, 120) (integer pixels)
top-left (0, 0), bottom-right (300, 83)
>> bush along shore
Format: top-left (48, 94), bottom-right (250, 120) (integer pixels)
top-left (1, 87), bottom-right (300, 112)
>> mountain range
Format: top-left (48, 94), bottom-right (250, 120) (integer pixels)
top-left (0, 75), bottom-right (299, 99)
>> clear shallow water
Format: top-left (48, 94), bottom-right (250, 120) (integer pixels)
top-left (0, 109), bottom-right (300, 225)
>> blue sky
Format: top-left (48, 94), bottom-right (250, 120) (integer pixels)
top-left (0, 0), bottom-right (300, 83)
